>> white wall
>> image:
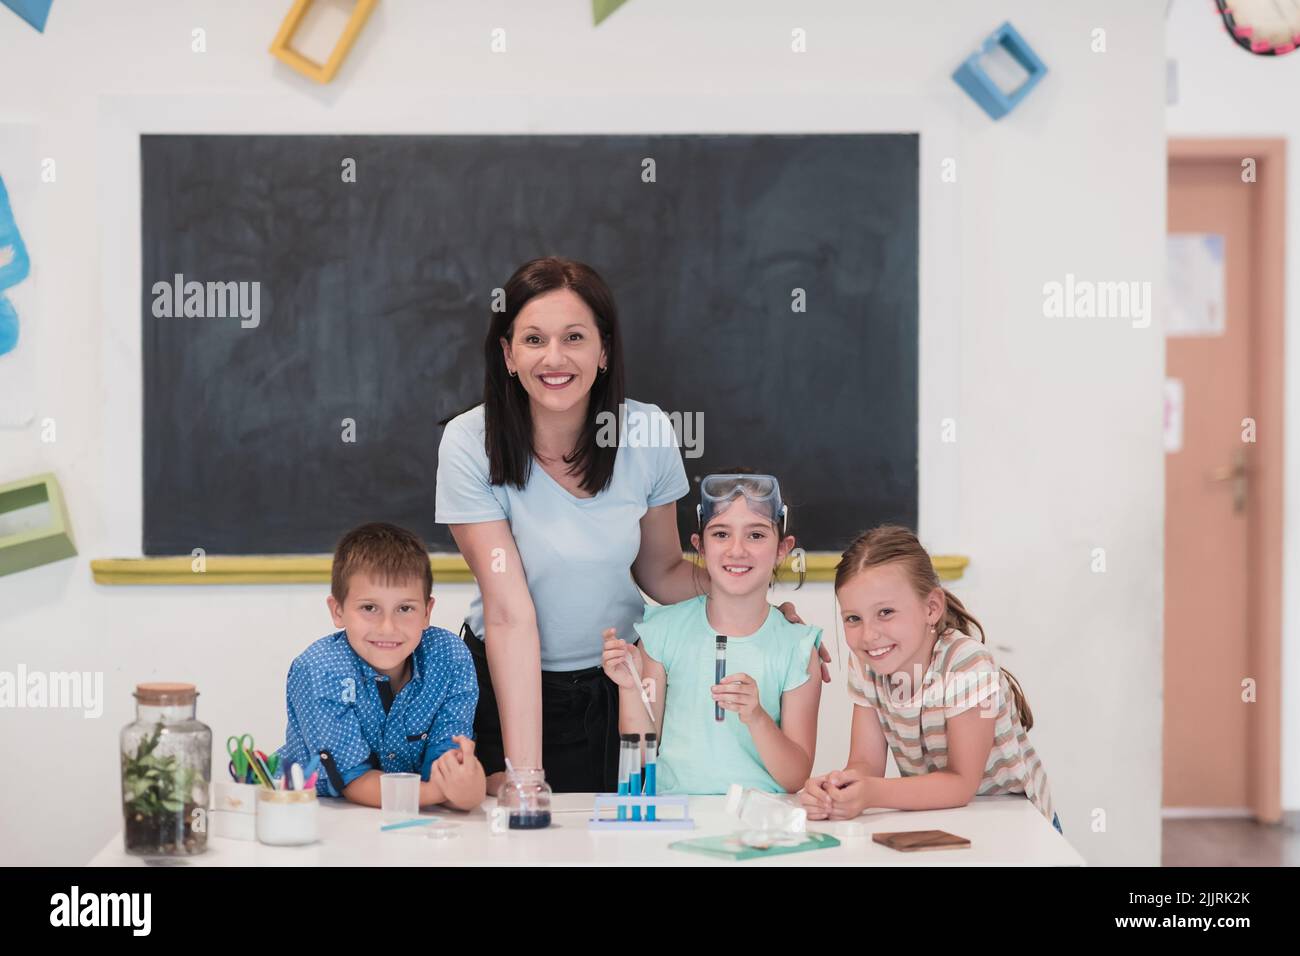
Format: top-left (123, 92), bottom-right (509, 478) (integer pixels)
top-left (1166, 0), bottom-right (1300, 818)
top-left (0, 0), bottom-right (1166, 865)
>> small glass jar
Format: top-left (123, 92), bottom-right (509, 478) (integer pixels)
top-left (256, 789), bottom-right (319, 845)
top-left (120, 683), bottom-right (212, 856)
top-left (496, 767), bottom-right (552, 829)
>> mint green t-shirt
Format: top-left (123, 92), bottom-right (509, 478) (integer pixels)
top-left (632, 595), bottom-right (822, 795)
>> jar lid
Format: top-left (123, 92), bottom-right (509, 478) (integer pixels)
top-left (134, 682), bottom-right (198, 705)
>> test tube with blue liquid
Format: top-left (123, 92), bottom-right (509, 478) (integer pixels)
top-left (628, 733), bottom-right (642, 821)
top-left (644, 732), bottom-right (657, 821)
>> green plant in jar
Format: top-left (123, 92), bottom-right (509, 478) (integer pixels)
top-left (120, 683), bottom-right (211, 855)
top-left (122, 723), bottom-right (198, 817)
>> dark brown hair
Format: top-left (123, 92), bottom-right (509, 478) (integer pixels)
top-left (330, 522), bottom-right (433, 604)
top-left (484, 256), bottom-right (627, 494)
top-left (834, 525), bottom-right (1034, 730)
top-left (691, 466), bottom-right (804, 591)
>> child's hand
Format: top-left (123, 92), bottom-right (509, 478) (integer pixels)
top-left (800, 769), bottom-right (871, 820)
top-left (712, 673), bottom-right (766, 726)
top-left (826, 767), bottom-right (866, 788)
top-left (601, 627), bottom-right (644, 690)
top-left (431, 735), bottom-right (485, 809)
top-left (825, 771), bottom-right (874, 820)
top-left (799, 774), bottom-right (834, 820)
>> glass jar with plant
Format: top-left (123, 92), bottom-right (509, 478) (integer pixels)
top-left (120, 683), bottom-right (212, 855)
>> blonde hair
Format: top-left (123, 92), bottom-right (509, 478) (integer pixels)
top-left (833, 525), bottom-right (1034, 731)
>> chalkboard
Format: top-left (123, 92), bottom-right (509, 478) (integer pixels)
top-left (142, 134), bottom-right (917, 555)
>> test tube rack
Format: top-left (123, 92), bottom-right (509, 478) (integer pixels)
top-left (588, 794), bottom-right (695, 831)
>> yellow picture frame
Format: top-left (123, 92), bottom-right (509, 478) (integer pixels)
top-left (269, 0), bottom-right (378, 84)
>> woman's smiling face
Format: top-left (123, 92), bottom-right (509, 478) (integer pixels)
top-left (501, 288), bottom-right (607, 417)
top-left (837, 562), bottom-right (944, 677)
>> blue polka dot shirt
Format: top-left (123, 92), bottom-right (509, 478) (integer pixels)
top-left (276, 626), bottom-right (478, 797)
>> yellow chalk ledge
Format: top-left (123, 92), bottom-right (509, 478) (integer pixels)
top-left (91, 553), bottom-right (968, 585)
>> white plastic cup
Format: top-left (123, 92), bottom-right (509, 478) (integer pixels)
top-left (380, 772), bottom-right (420, 823)
top-left (255, 789), bottom-right (318, 846)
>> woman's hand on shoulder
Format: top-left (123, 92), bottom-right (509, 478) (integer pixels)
top-left (777, 601), bottom-right (832, 683)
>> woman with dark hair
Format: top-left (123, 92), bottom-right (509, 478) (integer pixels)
top-left (435, 257), bottom-right (822, 794)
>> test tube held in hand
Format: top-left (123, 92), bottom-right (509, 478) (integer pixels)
top-left (715, 635), bottom-right (728, 722)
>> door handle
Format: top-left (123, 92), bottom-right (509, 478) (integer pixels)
top-left (1209, 448), bottom-right (1248, 513)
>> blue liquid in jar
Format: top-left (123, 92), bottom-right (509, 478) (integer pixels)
top-left (508, 810), bottom-right (551, 830)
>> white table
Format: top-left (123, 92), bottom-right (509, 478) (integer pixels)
top-left (89, 793), bottom-right (1084, 866)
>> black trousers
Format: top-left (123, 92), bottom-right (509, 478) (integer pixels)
top-left (462, 626), bottom-right (620, 793)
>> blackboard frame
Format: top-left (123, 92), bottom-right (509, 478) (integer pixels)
top-left (95, 93), bottom-right (965, 570)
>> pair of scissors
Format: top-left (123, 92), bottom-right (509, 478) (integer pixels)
top-left (226, 734), bottom-right (255, 782)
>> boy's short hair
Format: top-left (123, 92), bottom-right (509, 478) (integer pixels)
top-left (330, 522), bottom-right (433, 604)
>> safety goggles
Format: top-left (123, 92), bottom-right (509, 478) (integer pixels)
top-left (696, 474), bottom-right (788, 535)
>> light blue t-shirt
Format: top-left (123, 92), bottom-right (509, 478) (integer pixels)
top-left (633, 595), bottom-right (822, 795)
top-left (435, 399), bottom-right (690, 671)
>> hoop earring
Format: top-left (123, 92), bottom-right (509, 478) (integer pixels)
top-left (598, 365), bottom-right (607, 374)
top-left (508, 370), bottom-right (517, 378)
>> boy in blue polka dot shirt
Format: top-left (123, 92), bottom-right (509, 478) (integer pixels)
top-left (276, 522), bottom-right (486, 810)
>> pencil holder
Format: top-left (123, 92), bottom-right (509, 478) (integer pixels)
top-left (211, 781), bottom-right (260, 841)
top-left (214, 780), bottom-right (261, 813)
top-left (212, 810), bottom-right (256, 841)
top-left (255, 789), bottom-right (318, 846)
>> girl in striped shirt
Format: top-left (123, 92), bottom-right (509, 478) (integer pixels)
top-left (801, 525), bottom-right (1060, 833)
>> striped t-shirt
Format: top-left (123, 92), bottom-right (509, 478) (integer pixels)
top-left (846, 629), bottom-right (1055, 821)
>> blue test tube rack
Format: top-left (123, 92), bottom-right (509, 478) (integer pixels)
top-left (587, 794), bottom-right (695, 831)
